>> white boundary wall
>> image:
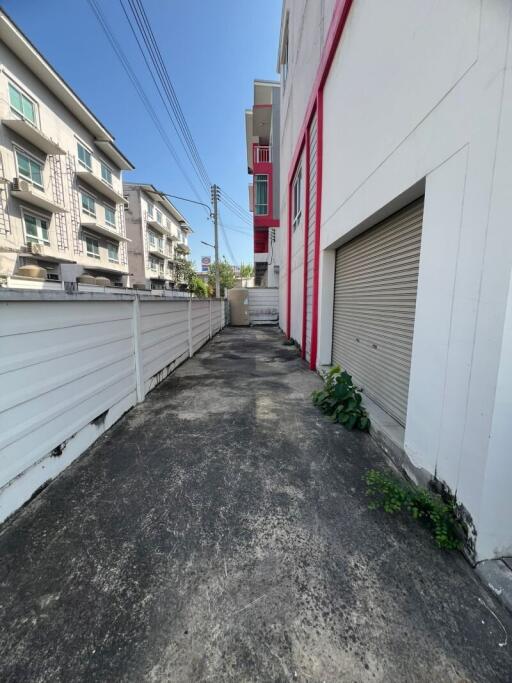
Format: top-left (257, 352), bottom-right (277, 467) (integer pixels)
top-left (0, 290), bottom-right (225, 522)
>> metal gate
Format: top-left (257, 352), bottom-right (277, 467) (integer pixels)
top-left (332, 198), bottom-right (424, 425)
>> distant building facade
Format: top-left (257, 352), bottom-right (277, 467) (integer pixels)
top-left (123, 183), bottom-right (191, 290)
top-left (0, 9), bottom-right (134, 288)
top-left (244, 80), bottom-right (280, 287)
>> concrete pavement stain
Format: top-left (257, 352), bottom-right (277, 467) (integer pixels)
top-left (0, 327), bottom-right (511, 682)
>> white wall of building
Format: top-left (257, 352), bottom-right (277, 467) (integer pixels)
top-left (278, 0), bottom-right (512, 560)
top-left (0, 291), bottom-right (225, 523)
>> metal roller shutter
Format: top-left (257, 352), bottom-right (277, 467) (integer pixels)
top-left (332, 198), bottom-right (424, 426)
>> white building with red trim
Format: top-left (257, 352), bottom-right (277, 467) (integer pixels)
top-left (276, 0), bottom-right (512, 563)
top-left (245, 80), bottom-right (280, 287)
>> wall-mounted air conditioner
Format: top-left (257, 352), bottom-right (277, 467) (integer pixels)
top-left (12, 177), bottom-right (31, 193)
top-left (28, 242), bottom-right (44, 256)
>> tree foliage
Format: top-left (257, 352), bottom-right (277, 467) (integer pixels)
top-left (239, 262), bottom-right (254, 278)
top-left (174, 259), bottom-right (196, 287)
top-left (207, 258), bottom-right (236, 296)
top-left (189, 276), bottom-right (208, 298)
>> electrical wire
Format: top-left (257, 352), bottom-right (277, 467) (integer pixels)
top-left (123, 0), bottom-right (212, 193)
top-left (221, 189), bottom-right (252, 221)
top-left (119, 0), bottom-right (210, 196)
top-left (133, 0), bottom-right (211, 188)
top-left (218, 211), bottom-right (237, 265)
top-left (90, 0), bottom-right (257, 232)
top-left (86, 0), bottom-right (206, 207)
top-left (219, 196), bottom-right (253, 226)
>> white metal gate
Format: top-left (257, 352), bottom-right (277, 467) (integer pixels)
top-left (247, 288), bottom-right (279, 325)
top-left (332, 198), bottom-right (424, 425)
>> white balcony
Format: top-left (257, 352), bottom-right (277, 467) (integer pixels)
top-left (80, 220), bottom-right (129, 242)
top-left (253, 145), bottom-right (271, 163)
top-left (76, 170), bottom-right (125, 204)
top-left (148, 245), bottom-right (166, 259)
top-left (11, 179), bottom-right (66, 213)
top-left (2, 118), bottom-right (64, 155)
top-left (146, 217), bottom-right (167, 235)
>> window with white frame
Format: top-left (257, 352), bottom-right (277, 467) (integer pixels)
top-left (156, 208), bottom-right (163, 225)
top-left (147, 203), bottom-right (154, 218)
top-left (77, 141), bottom-right (92, 171)
top-left (16, 149), bottom-right (43, 189)
top-left (104, 205), bottom-right (116, 227)
top-left (23, 211), bottom-right (49, 245)
top-left (148, 230), bottom-right (156, 247)
top-left (85, 234), bottom-right (100, 258)
top-left (9, 83), bottom-right (37, 126)
top-left (101, 162), bottom-right (112, 186)
top-left (292, 167), bottom-right (302, 230)
top-left (107, 242), bottom-right (119, 262)
top-left (149, 256), bottom-right (158, 271)
top-left (81, 191), bottom-right (96, 217)
top-left (254, 175), bottom-right (268, 216)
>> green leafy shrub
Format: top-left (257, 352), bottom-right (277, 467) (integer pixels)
top-left (365, 469), bottom-right (463, 550)
top-left (312, 366), bottom-right (370, 431)
top-left (190, 276), bottom-right (209, 298)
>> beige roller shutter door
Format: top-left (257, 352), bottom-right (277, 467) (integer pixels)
top-left (332, 198), bottom-right (424, 426)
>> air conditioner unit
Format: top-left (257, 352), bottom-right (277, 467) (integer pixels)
top-left (12, 177), bottom-right (31, 192)
top-left (28, 242), bottom-right (44, 255)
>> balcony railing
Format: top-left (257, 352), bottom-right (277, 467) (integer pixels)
top-left (253, 145), bottom-right (271, 164)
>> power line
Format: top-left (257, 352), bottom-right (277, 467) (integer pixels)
top-left (86, 0), bottom-right (206, 206)
top-left (119, 0), bottom-right (210, 195)
top-left (133, 0), bottom-right (211, 188)
top-left (220, 196), bottom-right (252, 225)
top-left (122, 0), bottom-right (212, 193)
top-left (218, 209), bottom-right (237, 265)
top-left (221, 189), bottom-right (252, 221)
top-left (220, 196), bottom-right (253, 225)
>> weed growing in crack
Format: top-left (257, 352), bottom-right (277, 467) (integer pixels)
top-left (365, 469), bottom-right (463, 550)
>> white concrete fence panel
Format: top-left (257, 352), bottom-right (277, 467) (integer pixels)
top-left (0, 291), bottom-right (225, 523)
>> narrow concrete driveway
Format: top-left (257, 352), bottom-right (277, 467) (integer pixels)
top-left (1, 327), bottom-right (511, 682)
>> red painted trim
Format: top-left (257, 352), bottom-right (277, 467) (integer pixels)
top-left (286, 183), bottom-right (292, 338)
top-left (310, 91), bottom-right (323, 370)
top-left (286, 0), bottom-right (353, 187)
top-left (285, 0), bottom-right (353, 363)
top-left (301, 127), bottom-right (311, 358)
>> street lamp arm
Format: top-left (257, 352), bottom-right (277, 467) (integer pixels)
top-left (156, 190), bottom-right (212, 216)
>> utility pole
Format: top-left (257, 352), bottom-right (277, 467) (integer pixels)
top-left (211, 184), bottom-right (220, 298)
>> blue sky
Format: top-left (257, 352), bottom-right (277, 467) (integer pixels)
top-left (3, 0), bottom-right (282, 267)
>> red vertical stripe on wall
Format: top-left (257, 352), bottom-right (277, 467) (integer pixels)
top-left (301, 128), bottom-right (311, 357)
top-left (310, 90), bottom-right (323, 370)
top-left (286, 182), bottom-right (292, 338)
top-left (285, 0), bottom-right (353, 351)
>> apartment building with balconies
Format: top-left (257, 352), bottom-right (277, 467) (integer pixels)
top-left (123, 183), bottom-right (192, 290)
top-left (244, 79), bottom-right (280, 287)
top-left (0, 9), bottom-right (134, 288)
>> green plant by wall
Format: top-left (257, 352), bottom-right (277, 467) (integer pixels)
top-left (312, 366), bottom-right (370, 431)
top-left (364, 469), bottom-right (463, 550)
top-left (189, 276), bottom-right (209, 298)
